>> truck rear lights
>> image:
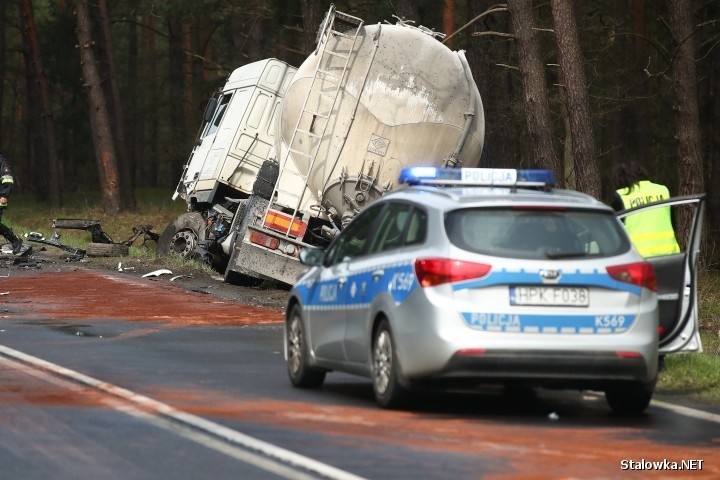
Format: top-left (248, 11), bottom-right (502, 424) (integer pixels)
top-left (249, 231), bottom-right (279, 250)
top-left (606, 262), bottom-right (657, 292)
top-left (264, 209), bottom-right (308, 238)
top-left (414, 258), bottom-right (491, 287)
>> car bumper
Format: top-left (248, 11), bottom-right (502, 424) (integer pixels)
top-left (390, 289), bottom-right (659, 386)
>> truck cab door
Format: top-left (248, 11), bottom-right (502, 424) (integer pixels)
top-left (616, 194), bottom-right (705, 354)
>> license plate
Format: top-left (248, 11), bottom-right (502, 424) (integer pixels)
top-left (510, 286), bottom-right (589, 307)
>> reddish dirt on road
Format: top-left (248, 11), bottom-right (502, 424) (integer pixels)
top-left (1, 270), bottom-right (285, 325)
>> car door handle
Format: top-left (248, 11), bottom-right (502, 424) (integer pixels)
top-left (337, 277), bottom-right (347, 286)
top-left (372, 269), bottom-right (385, 280)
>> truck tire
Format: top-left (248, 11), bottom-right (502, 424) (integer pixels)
top-left (85, 242), bottom-right (129, 257)
top-left (157, 212), bottom-right (205, 258)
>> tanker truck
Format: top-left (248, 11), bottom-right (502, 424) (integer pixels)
top-left (158, 5), bottom-right (485, 286)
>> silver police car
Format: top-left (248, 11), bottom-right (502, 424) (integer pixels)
top-left (284, 167), bottom-right (704, 414)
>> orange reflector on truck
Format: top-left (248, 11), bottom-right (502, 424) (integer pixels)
top-left (249, 231), bottom-right (279, 250)
top-left (263, 210), bottom-right (308, 238)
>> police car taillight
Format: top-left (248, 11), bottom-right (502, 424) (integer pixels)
top-left (414, 258), bottom-right (491, 287)
top-left (606, 262), bottom-right (657, 292)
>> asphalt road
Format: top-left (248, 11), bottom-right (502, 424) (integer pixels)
top-left (0, 263), bottom-right (719, 479)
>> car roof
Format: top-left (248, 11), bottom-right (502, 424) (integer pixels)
top-left (381, 185), bottom-right (613, 212)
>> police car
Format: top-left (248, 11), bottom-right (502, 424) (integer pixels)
top-left (284, 167), bottom-right (704, 414)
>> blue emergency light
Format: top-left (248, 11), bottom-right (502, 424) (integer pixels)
top-left (398, 167), bottom-right (556, 188)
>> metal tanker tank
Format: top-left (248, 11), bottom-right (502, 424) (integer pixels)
top-left (274, 8), bottom-right (485, 225)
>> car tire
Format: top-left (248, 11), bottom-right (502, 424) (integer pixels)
top-left (286, 305), bottom-right (326, 388)
top-left (85, 242), bottom-right (130, 257)
top-left (372, 319), bottom-right (409, 409)
top-left (605, 381), bottom-right (655, 415)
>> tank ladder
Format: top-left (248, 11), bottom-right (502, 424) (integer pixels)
top-left (262, 6), bottom-right (364, 238)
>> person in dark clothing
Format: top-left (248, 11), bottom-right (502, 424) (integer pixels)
top-left (0, 152), bottom-right (23, 254)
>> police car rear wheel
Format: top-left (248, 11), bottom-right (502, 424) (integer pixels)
top-left (372, 319), bottom-right (409, 409)
top-left (286, 305), bottom-right (326, 388)
top-left (605, 381), bottom-right (654, 415)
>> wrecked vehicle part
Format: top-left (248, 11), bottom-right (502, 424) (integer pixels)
top-left (53, 219), bottom-right (114, 244)
top-left (142, 269), bottom-right (173, 278)
top-left (158, 203), bottom-right (240, 273)
top-left (85, 242), bottom-right (130, 257)
top-left (25, 232), bottom-right (85, 257)
top-left (157, 212), bottom-right (205, 259)
top-left (123, 225), bottom-right (160, 247)
top-left (52, 218), bottom-right (160, 248)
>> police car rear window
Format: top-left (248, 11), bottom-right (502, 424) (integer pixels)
top-left (445, 208), bottom-right (631, 260)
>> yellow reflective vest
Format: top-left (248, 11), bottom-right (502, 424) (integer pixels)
top-left (616, 181), bottom-right (680, 257)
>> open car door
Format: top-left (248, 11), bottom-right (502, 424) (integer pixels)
top-left (616, 194), bottom-right (705, 354)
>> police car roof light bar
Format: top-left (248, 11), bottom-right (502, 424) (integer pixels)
top-left (398, 167), bottom-right (556, 188)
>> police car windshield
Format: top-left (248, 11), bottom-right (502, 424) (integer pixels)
top-left (445, 208), bottom-right (631, 260)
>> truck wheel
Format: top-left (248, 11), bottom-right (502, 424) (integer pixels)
top-left (157, 212), bottom-right (205, 258)
top-left (85, 242), bottom-right (129, 257)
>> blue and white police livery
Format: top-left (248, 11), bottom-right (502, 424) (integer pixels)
top-left (284, 167), bottom-right (704, 414)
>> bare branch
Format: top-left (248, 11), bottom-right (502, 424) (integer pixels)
top-left (495, 63), bottom-right (519, 71)
top-left (471, 32), bottom-right (515, 39)
top-left (443, 5), bottom-right (508, 44)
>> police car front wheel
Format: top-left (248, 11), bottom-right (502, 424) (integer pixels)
top-left (286, 305), bottom-right (326, 388)
top-left (372, 319), bottom-right (409, 409)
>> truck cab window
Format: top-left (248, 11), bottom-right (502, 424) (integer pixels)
top-left (204, 94), bottom-right (231, 138)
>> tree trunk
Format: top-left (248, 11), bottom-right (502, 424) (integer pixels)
top-left (467, 0), bottom-right (520, 169)
top-left (74, 0), bottom-right (121, 214)
top-left (628, 0), bottom-right (650, 163)
top-left (141, 13), bottom-right (158, 188)
top-left (550, 0), bottom-right (600, 198)
top-left (300, 0), bottom-right (324, 55)
top-left (97, 0), bottom-right (135, 210)
top-left (394, 0), bottom-right (419, 22)
top-left (0, 2), bottom-right (5, 144)
top-left (668, 0), bottom-right (704, 248)
top-left (127, 3), bottom-right (138, 192)
top-left (18, 0), bottom-right (46, 201)
top-left (507, 0), bottom-right (562, 185)
top-left (168, 13), bottom-right (186, 188)
top-left (443, 0), bottom-right (456, 47)
top-left (707, 19), bottom-right (720, 240)
top-left (231, 0), bottom-right (265, 64)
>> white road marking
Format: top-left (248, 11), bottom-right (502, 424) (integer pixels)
top-left (651, 399), bottom-right (720, 424)
top-left (0, 344), bottom-right (368, 480)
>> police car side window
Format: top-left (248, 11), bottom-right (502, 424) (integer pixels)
top-left (367, 203), bottom-right (411, 254)
top-left (405, 208), bottom-right (427, 246)
top-left (325, 204), bottom-right (384, 266)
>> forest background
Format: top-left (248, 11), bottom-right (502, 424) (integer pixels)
top-left (0, 0), bottom-right (718, 252)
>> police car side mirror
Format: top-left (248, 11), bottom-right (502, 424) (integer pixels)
top-left (299, 248), bottom-right (324, 266)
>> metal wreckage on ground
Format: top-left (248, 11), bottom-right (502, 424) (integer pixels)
top-left (0, 218), bottom-right (159, 269)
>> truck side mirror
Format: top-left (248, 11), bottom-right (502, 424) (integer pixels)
top-left (203, 97), bottom-right (218, 123)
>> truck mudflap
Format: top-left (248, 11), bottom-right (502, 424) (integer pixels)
top-left (224, 195), bottom-right (311, 286)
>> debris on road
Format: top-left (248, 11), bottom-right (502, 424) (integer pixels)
top-left (142, 269), bottom-right (173, 278)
